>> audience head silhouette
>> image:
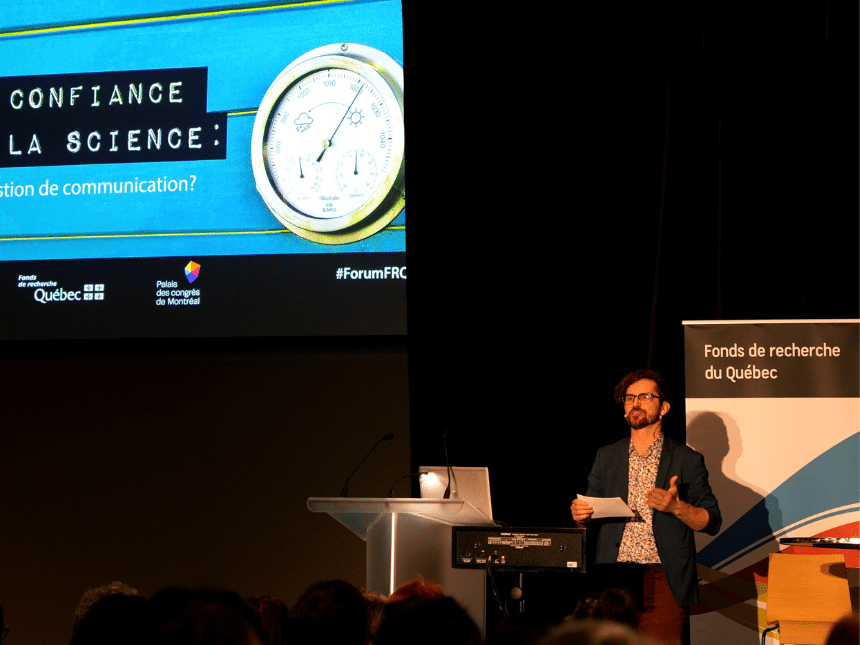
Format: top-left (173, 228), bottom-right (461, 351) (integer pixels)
top-left (571, 588), bottom-right (640, 628)
top-left (538, 618), bottom-right (663, 645)
top-left (375, 596), bottom-right (481, 645)
top-left (288, 579), bottom-right (370, 645)
top-left (386, 577), bottom-right (444, 605)
top-left (246, 596), bottom-right (289, 645)
top-left (148, 587), bottom-right (263, 645)
top-left (73, 581), bottom-right (140, 631)
top-left (69, 593), bottom-right (152, 645)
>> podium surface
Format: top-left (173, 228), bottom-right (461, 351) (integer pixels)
top-left (308, 497), bottom-right (496, 634)
top-left (307, 497), bottom-right (492, 539)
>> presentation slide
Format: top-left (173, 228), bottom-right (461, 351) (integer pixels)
top-left (0, 0), bottom-right (406, 340)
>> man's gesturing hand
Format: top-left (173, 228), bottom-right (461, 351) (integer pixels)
top-left (647, 475), bottom-right (680, 514)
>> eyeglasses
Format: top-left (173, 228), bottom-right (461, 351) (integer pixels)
top-left (622, 393), bottom-right (661, 405)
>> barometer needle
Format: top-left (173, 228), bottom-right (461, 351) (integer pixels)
top-left (317, 84), bottom-right (363, 163)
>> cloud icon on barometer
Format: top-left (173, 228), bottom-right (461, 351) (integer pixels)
top-left (251, 43), bottom-right (405, 245)
top-left (293, 112), bottom-right (313, 133)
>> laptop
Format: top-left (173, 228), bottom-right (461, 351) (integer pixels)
top-left (419, 466), bottom-right (493, 521)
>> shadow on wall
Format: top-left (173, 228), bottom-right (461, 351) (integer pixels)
top-left (685, 411), bottom-right (782, 632)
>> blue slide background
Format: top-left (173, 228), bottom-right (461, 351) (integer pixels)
top-left (0, 0), bottom-right (405, 260)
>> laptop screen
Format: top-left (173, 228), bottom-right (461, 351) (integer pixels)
top-left (419, 466), bottom-right (493, 521)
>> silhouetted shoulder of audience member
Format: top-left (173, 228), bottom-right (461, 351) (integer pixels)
top-left (247, 596), bottom-right (290, 645)
top-left (149, 587), bottom-right (263, 645)
top-left (571, 588), bottom-right (640, 628)
top-left (374, 596), bottom-right (481, 645)
top-left (827, 610), bottom-right (859, 645)
top-left (288, 579), bottom-right (370, 645)
top-left (73, 581), bottom-right (139, 631)
top-left (68, 593), bottom-right (152, 645)
top-left (386, 576), bottom-right (445, 604)
top-left (536, 618), bottom-right (662, 645)
top-left (483, 611), bottom-right (555, 645)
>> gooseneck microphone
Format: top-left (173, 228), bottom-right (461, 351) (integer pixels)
top-left (340, 432), bottom-right (394, 497)
top-left (387, 471), bottom-right (428, 498)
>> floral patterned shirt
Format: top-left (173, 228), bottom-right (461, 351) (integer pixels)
top-left (617, 433), bottom-right (663, 564)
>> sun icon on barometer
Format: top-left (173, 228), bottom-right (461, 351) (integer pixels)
top-left (348, 108), bottom-right (364, 127)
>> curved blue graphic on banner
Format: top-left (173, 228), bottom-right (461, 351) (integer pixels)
top-left (697, 432), bottom-right (859, 569)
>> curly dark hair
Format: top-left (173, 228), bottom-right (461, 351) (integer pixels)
top-left (613, 369), bottom-right (670, 405)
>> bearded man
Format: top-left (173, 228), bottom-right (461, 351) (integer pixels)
top-left (570, 369), bottom-right (721, 645)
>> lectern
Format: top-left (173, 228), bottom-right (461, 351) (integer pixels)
top-left (307, 497), bottom-right (496, 633)
top-left (762, 553), bottom-right (853, 645)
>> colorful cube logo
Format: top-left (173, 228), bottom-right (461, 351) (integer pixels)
top-left (185, 261), bottom-right (201, 283)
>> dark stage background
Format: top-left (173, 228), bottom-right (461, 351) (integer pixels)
top-left (1, 2), bottom-right (858, 644)
top-left (410, 0), bottom-right (858, 522)
top-left (406, 0), bottom-right (859, 623)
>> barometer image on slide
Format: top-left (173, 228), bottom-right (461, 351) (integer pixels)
top-left (251, 43), bottom-right (405, 244)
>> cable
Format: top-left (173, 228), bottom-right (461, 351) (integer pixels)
top-left (486, 554), bottom-right (508, 619)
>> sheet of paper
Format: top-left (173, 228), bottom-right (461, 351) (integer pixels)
top-left (577, 494), bottom-right (634, 519)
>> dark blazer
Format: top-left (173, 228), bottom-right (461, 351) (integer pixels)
top-left (585, 434), bottom-right (721, 607)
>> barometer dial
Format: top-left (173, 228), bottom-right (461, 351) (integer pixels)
top-left (251, 44), bottom-right (404, 244)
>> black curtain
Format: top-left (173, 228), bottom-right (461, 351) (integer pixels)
top-left (407, 0), bottom-right (858, 527)
top-left (404, 0), bottom-right (856, 625)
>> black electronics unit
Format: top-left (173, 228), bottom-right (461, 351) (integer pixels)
top-left (452, 526), bottom-right (586, 572)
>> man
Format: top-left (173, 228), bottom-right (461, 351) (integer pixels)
top-left (570, 369), bottom-right (721, 645)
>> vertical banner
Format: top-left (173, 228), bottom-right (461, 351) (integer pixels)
top-left (683, 320), bottom-right (859, 644)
